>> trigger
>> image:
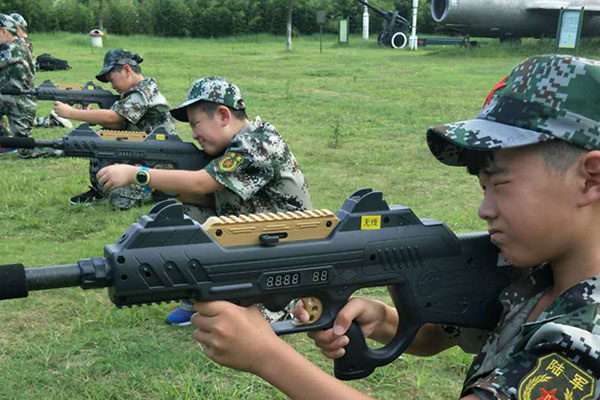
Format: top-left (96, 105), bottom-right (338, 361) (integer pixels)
top-left (293, 297), bottom-right (323, 326)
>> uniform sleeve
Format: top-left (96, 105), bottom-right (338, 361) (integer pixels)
top-left (463, 320), bottom-right (600, 400)
top-left (204, 136), bottom-right (274, 201)
top-left (110, 91), bottom-right (148, 124)
top-left (0, 46), bottom-right (27, 70)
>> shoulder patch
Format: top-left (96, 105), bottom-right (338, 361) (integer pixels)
top-left (518, 353), bottom-right (594, 400)
top-left (218, 152), bottom-right (244, 172)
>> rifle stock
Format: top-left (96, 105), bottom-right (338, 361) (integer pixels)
top-left (0, 189), bottom-right (518, 380)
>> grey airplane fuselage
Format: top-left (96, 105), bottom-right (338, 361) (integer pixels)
top-left (431, 0), bottom-right (600, 38)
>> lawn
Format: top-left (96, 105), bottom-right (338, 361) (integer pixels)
top-left (0, 32), bottom-right (598, 399)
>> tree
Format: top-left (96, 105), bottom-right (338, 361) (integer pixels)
top-left (98, 0), bottom-right (104, 30)
top-left (286, 0), bottom-right (293, 51)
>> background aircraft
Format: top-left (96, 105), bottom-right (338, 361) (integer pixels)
top-left (431, 0), bottom-right (600, 40)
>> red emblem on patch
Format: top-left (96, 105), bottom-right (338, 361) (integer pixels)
top-left (536, 388), bottom-right (558, 400)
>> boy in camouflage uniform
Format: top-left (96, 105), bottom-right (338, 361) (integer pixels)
top-left (9, 13), bottom-right (31, 55)
top-left (8, 13), bottom-right (72, 131)
top-left (53, 48), bottom-right (176, 209)
top-left (0, 14), bottom-right (36, 156)
top-left (97, 76), bottom-right (313, 325)
top-left (185, 55), bottom-right (600, 400)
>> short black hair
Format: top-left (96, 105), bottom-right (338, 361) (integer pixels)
top-left (112, 63), bottom-right (142, 75)
top-left (464, 140), bottom-right (585, 176)
top-left (193, 100), bottom-right (248, 121)
top-left (465, 150), bottom-right (494, 176)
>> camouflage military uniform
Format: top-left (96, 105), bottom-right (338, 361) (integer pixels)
top-left (0, 36), bottom-right (36, 140)
top-left (170, 77), bottom-right (312, 319)
top-left (171, 76), bottom-right (312, 217)
top-left (426, 55), bottom-right (600, 400)
top-left (452, 265), bottom-right (599, 400)
top-left (88, 49), bottom-right (176, 209)
top-left (203, 116), bottom-right (311, 215)
top-left (95, 77), bottom-right (176, 209)
top-left (9, 13), bottom-right (31, 54)
top-left (9, 14), bottom-right (55, 131)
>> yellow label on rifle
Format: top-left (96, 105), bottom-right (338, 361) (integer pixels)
top-left (361, 215), bottom-right (381, 230)
top-left (156, 134), bottom-right (166, 141)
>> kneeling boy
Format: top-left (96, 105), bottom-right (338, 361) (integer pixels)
top-left (97, 76), bottom-right (313, 325)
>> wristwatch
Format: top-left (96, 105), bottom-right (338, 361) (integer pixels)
top-left (135, 166), bottom-right (151, 193)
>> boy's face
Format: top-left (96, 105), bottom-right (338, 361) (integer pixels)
top-left (477, 147), bottom-right (579, 268)
top-left (187, 105), bottom-right (232, 156)
top-left (0, 28), bottom-right (14, 44)
top-left (106, 67), bottom-right (131, 93)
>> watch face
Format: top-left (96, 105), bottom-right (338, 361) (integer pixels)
top-left (136, 170), bottom-right (149, 185)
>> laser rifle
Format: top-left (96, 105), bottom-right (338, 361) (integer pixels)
top-left (0, 123), bottom-right (211, 171)
top-left (0, 189), bottom-right (517, 380)
top-left (0, 80), bottom-right (119, 109)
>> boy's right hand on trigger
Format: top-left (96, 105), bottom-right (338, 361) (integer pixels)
top-left (293, 297), bottom-right (391, 360)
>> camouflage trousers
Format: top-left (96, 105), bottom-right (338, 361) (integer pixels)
top-left (0, 94), bottom-right (35, 138)
top-left (33, 115), bottom-right (56, 127)
top-left (89, 157), bottom-right (153, 210)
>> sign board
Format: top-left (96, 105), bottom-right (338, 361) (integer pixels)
top-left (556, 8), bottom-right (584, 52)
top-left (316, 10), bottom-right (327, 25)
top-left (339, 18), bottom-right (349, 44)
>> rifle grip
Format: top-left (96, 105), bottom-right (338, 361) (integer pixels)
top-left (333, 322), bottom-right (374, 380)
top-left (333, 315), bottom-right (420, 380)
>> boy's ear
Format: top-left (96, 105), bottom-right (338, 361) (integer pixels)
top-left (123, 64), bottom-right (133, 77)
top-left (216, 105), bottom-right (232, 127)
top-left (578, 150), bottom-right (600, 206)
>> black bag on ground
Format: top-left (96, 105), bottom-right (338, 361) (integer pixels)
top-left (36, 53), bottom-right (70, 71)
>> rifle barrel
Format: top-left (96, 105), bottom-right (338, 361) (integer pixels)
top-left (26, 264), bottom-right (82, 290)
top-left (0, 136), bottom-right (56, 149)
top-left (0, 87), bottom-right (33, 96)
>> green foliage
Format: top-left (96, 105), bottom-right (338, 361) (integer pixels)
top-left (151, 0), bottom-right (192, 37)
top-left (104, 0), bottom-right (142, 35)
top-left (329, 115), bottom-right (346, 148)
top-left (1, 0), bottom-right (436, 37)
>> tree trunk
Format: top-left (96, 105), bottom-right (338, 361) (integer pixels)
top-left (98, 0), bottom-right (105, 31)
top-left (286, 0), bottom-right (293, 51)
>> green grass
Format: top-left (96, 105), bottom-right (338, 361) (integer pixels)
top-left (1, 32), bottom-right (599, 399)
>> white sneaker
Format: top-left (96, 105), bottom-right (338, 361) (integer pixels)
top-left (50, 111), bottom-right (73, 128)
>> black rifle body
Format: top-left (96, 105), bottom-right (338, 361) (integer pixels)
top-left (0, 123), bottom-right (211, 171)
top-left (0, 189), bottom-right (517, 380)
top-left (0, 80), bottom-right (119, 109)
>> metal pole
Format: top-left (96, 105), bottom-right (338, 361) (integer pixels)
top-left (320, 25), bottom-right (323, 53)
top-left (409, 0), bottom-right (419, 50)
top-left (362, 1), bottom-right (369, 39)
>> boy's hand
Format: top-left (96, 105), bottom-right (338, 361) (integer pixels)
top-left (192, 301), bottom-right (282, 374)
top-left (294, 297), bottom-right (393, 360)
top-left (53, 101), bottom-right (73, 118)
top-left (97, 164), bottom-right (137, 190)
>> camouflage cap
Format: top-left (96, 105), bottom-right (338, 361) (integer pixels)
top-left (427, 55), bottom-right (600, 166)
top-left (95, 48), bottom-right (143, 83)
top-left (9, 13), bottom-right (27, 31)
top-left (0, 14), bottom-right (18, 35)
top-left (170, 76), bottom-right (246, 122)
